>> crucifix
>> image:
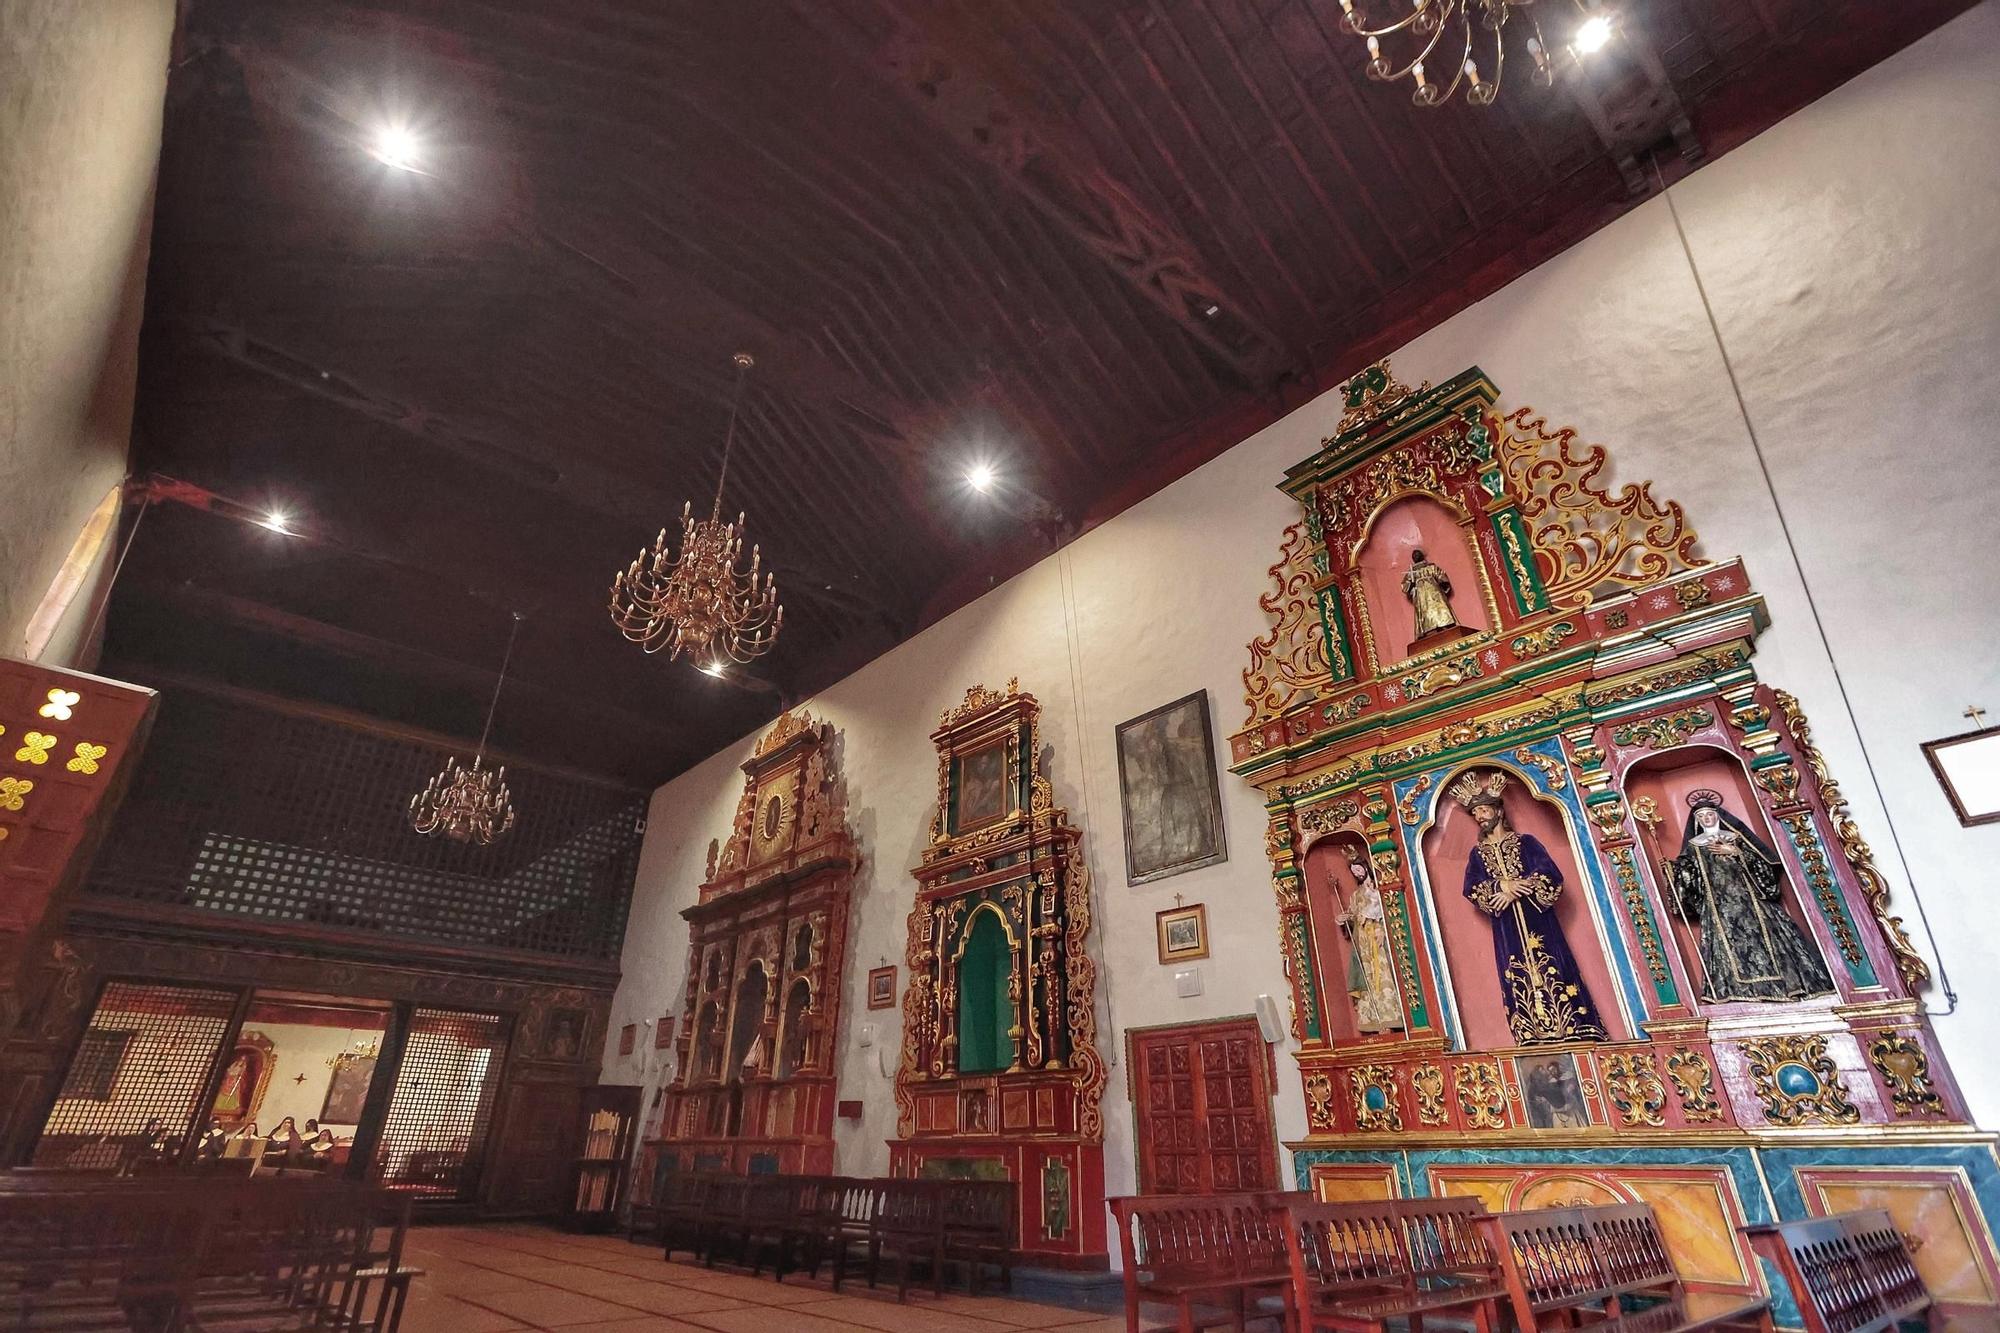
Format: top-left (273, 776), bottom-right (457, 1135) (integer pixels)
top-left (1172, 893), bottom-right (1184, 909)
top-left (1967, 705), bottom-right (1989, 730)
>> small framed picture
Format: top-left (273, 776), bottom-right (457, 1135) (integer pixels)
top-left (868, 965), bottom-right (898, 1010)
top-left (655, 1015), bottom-right (675, 1049)
top-left (1517, 1051), bottom-right (1590, 1130)
top-left (1155, 904), bottom-right (1209, 964)
top-left (618, 1023), bottom-right (637, 1056)
top-left (1922, 722), bottom-right (2000, 827)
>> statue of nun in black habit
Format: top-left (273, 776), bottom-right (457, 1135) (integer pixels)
top-left (1666, 789), bottom-right (1835, 1003)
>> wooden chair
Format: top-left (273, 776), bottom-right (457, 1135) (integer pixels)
top-left (1741, 1210), bottom-right (1939, 1333)
top-left (1282, 1196), bottom-right (1504, 1333)
top-left (1480, 1202), bottom-right (1773, 1333)
top-left (1109, 1192), bottom-right (1294, 1333)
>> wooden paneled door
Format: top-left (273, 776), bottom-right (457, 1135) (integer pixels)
top-left (1129, 1017), bottom-right (1277, 1195)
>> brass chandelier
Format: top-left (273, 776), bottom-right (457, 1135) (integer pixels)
top-left (410, 612), bottom-right (521, 845)
top-left (609, 352), bottom-right (783, 667)
top-left (1334, 0), bottom-right (1567, 107)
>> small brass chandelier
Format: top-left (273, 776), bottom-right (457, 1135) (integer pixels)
top-left (1333, 0), bottom-right (1565, 107)
top-left (409, 612), bottom-right (521, 845)
top-left (609, 352), bottom-right (783, 667)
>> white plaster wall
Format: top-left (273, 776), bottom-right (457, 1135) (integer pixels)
top-left (0, 2), bottom-right (173, 662)
top-left (605, 1), bottom-right (2000, 1203)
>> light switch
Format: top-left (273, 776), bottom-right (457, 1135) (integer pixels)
top-left (1173, 967), bottom-right (1203, 998)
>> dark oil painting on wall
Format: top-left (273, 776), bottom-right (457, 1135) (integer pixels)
top-left (1115, 690), bottom-right (1228, 885)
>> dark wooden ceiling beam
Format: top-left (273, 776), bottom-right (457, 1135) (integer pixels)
top-left (794, 0), bottom-right (1296, 387)
top-left (122, 579), bottom-right (694, 750)
top-left (165, 317), bottom-right (906, 634)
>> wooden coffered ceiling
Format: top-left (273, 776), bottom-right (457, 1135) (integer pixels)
top-left (116, 0), bottom-right (1974, 785)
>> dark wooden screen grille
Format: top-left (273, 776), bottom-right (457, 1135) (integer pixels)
top-left (81, 685), bottom-right (646, 961)
top-left (373, 1007), bottom-right (508, 1199)
top-left (32, 981), bottom-right (238, 1167)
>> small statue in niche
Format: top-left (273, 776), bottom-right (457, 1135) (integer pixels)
top-left (1455, 771), bottom-right (1608, 1046)
top-left (1335, 845), bottom-right (1406, 1033)
top-left (1666, 790), bottom-right (1835, 1002)
top-left (1402, 548), bottom-right (1465, 646)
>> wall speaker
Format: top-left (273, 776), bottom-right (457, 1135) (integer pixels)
top-left (1254, 993), bottom-right (1286, 1044)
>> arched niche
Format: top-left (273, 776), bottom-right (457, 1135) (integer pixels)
top-left (777, 978), bottom-right (813, 1079)
top-left (726, 961), bottom-right (768, 1081)
top-left (1623, 745), bottom-right (1837, 1007)
top-left (1302, 833), bottom-right (1408, 1042)
top-left (1417, 768), bottom-right (1631, 1050)
top-left (695, 999), bottom-right (724, 1081)
top-left (1353, 495), bottom-right (1491, 665)
top-left (956, 906), bottom-right (1016, 1075)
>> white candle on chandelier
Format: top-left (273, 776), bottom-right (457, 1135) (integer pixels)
top-left (1367, 34), bottom-right (1381, 59)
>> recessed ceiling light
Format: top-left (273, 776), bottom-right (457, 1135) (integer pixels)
top-left (1574, 15), bottom-right (1613, 53)
top-left (258, 510), bottom-right (292, 535)
top-left (966, 462), bottom-right (997, 493)
top-left (369, 125), bottom-right (422, 172)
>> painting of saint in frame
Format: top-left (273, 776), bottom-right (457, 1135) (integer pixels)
top-left (956, 741), bottom-right (1010, 832)
top-left (1115, 690), bottom-right (1228, 885)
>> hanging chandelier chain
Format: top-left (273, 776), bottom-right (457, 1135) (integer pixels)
top-left (474, 611), bottom-right (524, 763)
top-left (709, 352), bottom-right (754, 524)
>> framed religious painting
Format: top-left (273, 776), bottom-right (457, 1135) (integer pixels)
top-left (1155, 903), bottom-right (1209, 964)
top-left (320, 1052), bottom-right (377, 1125)
top-left (1517, 1052), bottom-right (1590, 1130)
top-left (1922, 720), bottom-right (2000, 827)
top-left (655, 1015), bottom-right (675, 1049)
top-left (868, 965), bottom-right (898, 1010)
top-left (619, 1024), bottom-right (637, 1056)
top-left (955, 740), bottom-right (1011, 833)
top-left (1116, 690), bottom-right (1228, 884)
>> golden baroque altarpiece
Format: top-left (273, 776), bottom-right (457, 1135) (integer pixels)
top-left (890, 680), bottom-right (1109, 1266)
top-left (1235, 363), bottom-right (1998, 1319)
top-left (650, 710), bottom-right (856, 1176)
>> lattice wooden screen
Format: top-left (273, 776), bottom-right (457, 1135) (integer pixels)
top-left (82, 684), bottom-right (646, 961)
top-left (32, 981), bottom-right (237, 1168)
top-left (373, 1007), bottom-right (508, 1199)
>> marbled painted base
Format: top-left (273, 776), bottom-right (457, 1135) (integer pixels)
top-left (1293, 1139), bottom-right (2000, 1328)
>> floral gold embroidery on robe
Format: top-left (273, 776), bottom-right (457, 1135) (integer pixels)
top-left (1667, 789), bottom-right (1835, 1002)
top-left (1454, 771), bottom-right (1607, 1045)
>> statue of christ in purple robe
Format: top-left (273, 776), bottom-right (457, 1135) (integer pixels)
top-left (1453, 772), bottom-right (1608, 1046)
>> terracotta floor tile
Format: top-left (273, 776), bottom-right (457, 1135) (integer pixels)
top-left (655, 1272), bottom-right (848, 1305)
top-left (463, 1285), bottom-right (652, 1327)
top-left (673, 1307), bottom-right (885, 1333)
top-left (918, 1295), bottom-right (1105, 1328)
top-left (583, 1281), bottom-right (749, 1316)
top-left (397, 1294), bottom-right (531, 1333)
top-left (794, 1294), bottom-right (1017, 1332)
top-left (562, 1320), bottom-right (719, 1333)
top-left (424, 1266), bottom-right (552, 1296)
top-left (587, 1256), bottom-right (690, 1280)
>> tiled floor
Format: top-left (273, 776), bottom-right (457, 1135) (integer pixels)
top-left (400, 1224), bottom-right (1131, 1333)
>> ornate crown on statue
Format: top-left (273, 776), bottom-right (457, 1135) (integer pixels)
top-left (1449, 769), bottom-right (1510, 811)
top-left (1686, 788), bottom-right (1726, 810)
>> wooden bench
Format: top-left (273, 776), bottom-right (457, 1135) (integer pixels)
top-left (1741, 1210), bottom-right (1938, 1333)
top-left (1479, 1202), bottom-right (1773, 1333)
top-left (0, 1174), bottom-right (420, 1332)
top-left (1282, 1196), bottom-right (1504, 1333)
top-left (1109, 1192), bottom-right (1295, 1333)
